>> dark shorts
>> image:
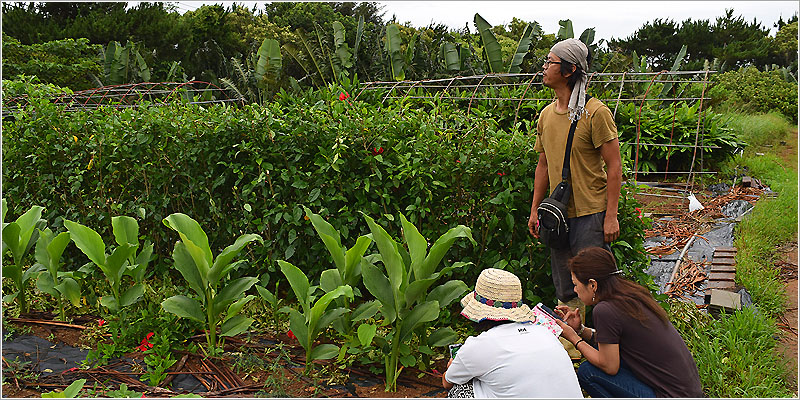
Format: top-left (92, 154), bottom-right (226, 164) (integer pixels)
top-left (550, 211), bottom-right (609, 302)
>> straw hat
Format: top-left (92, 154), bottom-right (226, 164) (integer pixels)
top-left (460, 268), bottom-right (536, 323)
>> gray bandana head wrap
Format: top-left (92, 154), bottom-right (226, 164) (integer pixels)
top-left (550, 39), bottom-right (589, 121)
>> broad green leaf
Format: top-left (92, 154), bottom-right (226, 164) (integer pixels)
top-left (384, 23), bottom-right (405, 81)
top-left (171, 242), bottom-right (205, 297)
top-left (15, 206), bottom-right (44, 256)
top-left (210, 233), bottom-right (262, 284)
top-left (213, 277), bottom-right (258, 315)
top-left (220, 315), bottom-right (254, 337)
top-left (134, 47), bottom-right (150, 81)
top-left (343, 236), bottom-right (371, 283)
top-left (181, 236), bottom-right (211, 282)
top-left (332, 21), bottom-right (353, 69)
top-left (224, 295), bottom-right (255, 323)
top-left (320, 269), bottom-right (343, 293)
top-left (34, 228), bottom-right (54, 272)
top-left (100, 295), bottom-right (119, 312)
top-left (310, 343), bottom-right (340, 361)
top-left (163, 213), bottom-right (212, 265)
top-left (354, 15), bottom-right (364, 57)
top-left (107, 243), bottom-right (135, 284)
top-left (316, 307), bottom-right (349, 336)
top-left (3, 264), bottom-right (22, 284)
top-left (362, 213), bottom-right (403, 291)
top-left (557, 19), bottom-right (574, 39)
top-left (351, 300), bottom-right (380, 321)
top-left (162, 295), bottom-right (205, 323)
top-left (256, 285), bottom-right (276, 305)
top-left (120, 284), bottom-right (144, 307)
top-left (357, 323), bottom-right (378, 347)
top-left (427, 280), bottom-right (469, 308)
top-left (427, 327), bottom-right (457, 347)
top-left (399, 214), bottom-right (427, 281)
top-left (3, 292), bottom-right (19, 304)
top-left (285, 308), bottom-right (310, 351)
top-left (508, 23), bottom-right (536, 73)
top-left (279, 260), bottom-right (310, 312)
top-left (36, 271), bottom-right (58, 296)
top-left (660, 44), bottom-right (688, 96)
top-left (64, 220), bottom-right (106, 267)
top-left (21, 264), bottom-right (44, 283)
top-left (398, 300), bottom-right (439, 343)
top-left (2, 223), bottom-right (21, 263)
top-left (53, 378), bottom-right (86, 398)
top-left (255, 38), bottom-right (282, 82)
top-left (441, 42), bottom-right (461, 71)
top-left (308, 285), bottom-right (352, 333)
top-left (421, 225), bottom-right (474, 279)
top-left (111, 216), bottom-right (139, 247)
top-left (361, 259), bottom-right (396, 323)
top-left (47, 232), bottom-right (71, 272)
top-left (474, 13), bottom-right (503, 73)
top-left (55, 277), bottom-right (81, 307)
top-left (304, 207), bottom-right (345, 270)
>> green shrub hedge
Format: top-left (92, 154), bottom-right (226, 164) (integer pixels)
top-left (709, 67), bottom-right (798, 122)
top-left (3, 87), bottom-right (654, 305)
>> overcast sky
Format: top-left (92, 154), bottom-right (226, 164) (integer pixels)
top-left (162, 1), bottom-right (799, 41)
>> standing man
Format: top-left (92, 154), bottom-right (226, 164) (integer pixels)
top-left (527, 38), bottom-right (622, 356)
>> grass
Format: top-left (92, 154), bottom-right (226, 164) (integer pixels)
top-left (670, 111), bottom-right (797, 397)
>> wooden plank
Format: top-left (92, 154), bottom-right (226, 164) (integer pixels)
top-left (710, 265), bottom-right (736, 273)
top-left (709, 272), bottom-right (736, 281)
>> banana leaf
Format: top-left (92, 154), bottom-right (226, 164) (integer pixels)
top-left (508, 23), bottom-right (536, 73)
top-left (558, 19), bottom-right (574, 39)
top-left (473, 13), bottom-right (503, 73)
top-left (384, 23), bottom-right (405, 81)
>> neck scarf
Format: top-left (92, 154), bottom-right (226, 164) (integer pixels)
top-left (550, 39), bottom-right (589, 121)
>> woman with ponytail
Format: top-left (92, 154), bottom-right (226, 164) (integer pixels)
top-left (555, 247), bottom-right (703, 398)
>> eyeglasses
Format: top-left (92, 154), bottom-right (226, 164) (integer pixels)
top-left (543, 59), bottom-right (562, 67)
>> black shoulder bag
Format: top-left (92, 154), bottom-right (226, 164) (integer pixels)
top-left (537, 117), bottom-right (579, 249)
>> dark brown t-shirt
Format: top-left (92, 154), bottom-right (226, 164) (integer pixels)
top-left (593, 301), bottom-right (704, 397)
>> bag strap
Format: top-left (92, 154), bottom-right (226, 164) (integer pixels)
top-left (560, 94), bottom-right (592, 183)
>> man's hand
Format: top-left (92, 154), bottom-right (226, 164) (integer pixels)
top-left (604, 214), bottom-right (619, 243)
top-left (528, 211), bottom-right (540, 238)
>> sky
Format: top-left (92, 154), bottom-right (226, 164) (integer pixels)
top-left (162, 1), bottom-right (800, 41)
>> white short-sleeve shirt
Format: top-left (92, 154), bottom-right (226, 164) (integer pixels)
top-left (444, 321), bottom-right (583, 398)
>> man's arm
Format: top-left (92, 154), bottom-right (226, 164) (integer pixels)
top-left (528, 152), bottom-right (549, 237)
top-left (600, 139), bottom-right (622, 243)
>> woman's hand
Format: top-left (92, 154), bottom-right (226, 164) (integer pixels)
top-left (556, 319), bottom-right (580, 343)
top-left (555, 305), bottom-right (582, 332)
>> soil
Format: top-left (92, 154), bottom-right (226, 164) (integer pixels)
top-left (775, 241), bottom-right (798, 395)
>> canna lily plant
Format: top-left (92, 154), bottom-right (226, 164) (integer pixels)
top-left (361, 212), bottom-right (474, 391)
top-left (34, 228), bottom-right (80, 321)
top-left (160, 213), bottom-right (263, 354)
top-left (278, 260), bottom-right (354, 374)
top-left (2, 200), bottom-right (47, 313)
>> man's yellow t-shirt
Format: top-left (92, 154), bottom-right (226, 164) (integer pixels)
top-left (533, 97), bottom-right (618, 218)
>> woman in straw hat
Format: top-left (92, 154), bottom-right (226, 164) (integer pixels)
top-left (442, 268), bottom-right (582, 398)
top-left (555, 247), bottom-right (702, 397)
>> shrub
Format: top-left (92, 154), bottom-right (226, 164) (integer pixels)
top-left (708, 67), bottom-right (798, 122)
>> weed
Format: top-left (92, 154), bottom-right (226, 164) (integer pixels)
top-left (723, 111), bottom-right (795, 148)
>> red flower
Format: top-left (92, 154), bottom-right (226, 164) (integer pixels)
top-left (339, 92), bottom-right (349, 101)
top-left (371, 147), bottom-right (384, 156)
top-left (98, 319), bottom-right (106, 327)
top-left (455, 159), bottom-right (461, 163)
top-left (137, 332), bottom-right (155, 352)
top-left (287, 330), bottom-right (296, 340)
top-left (635, 207), bottom-right (643, 219)
top-left (66, 367), bottom-right (79, 372)
top-left (496, 172), bottom-right (506, 176)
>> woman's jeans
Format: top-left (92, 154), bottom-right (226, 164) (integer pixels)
top-left (577, 360), bottom-right (655, 398)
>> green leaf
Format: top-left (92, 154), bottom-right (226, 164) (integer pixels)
top-left (162, 295), bottom-right (205, 323)
top-left (474, 13), bottom-right (503, 73)
top-left (357, 323), bottom-right (378, 347)
top-left (557, 19), bottom-right (574, 39)
top-left (441, 42), bottom-right (461, 71)
top-left (100, 295), bottom-right (119, 312)
top-left (320, 269), bottom-right (343, 293)
top-left (171, 242), bottom-right (205, 297)
top-left (361, 259), bottom-right (396, 322)
top-left (163, 213), bottom-right (212, 266)
top-left (400, 214), bottom-right (427, 281)
top-left (363, 213), bottom-right (404, 292)
top-left (579, 28), bottom-right (595, 46)
top-left (107, 243), bottom-right (136, 284)
top-left (384, 23), bottom-right (405, 81)
top-left (55, 277), bottom-right (82, 307)
top-left (279, 260), bottom-right (310, 312)
top-left (120, 284), bottom-right (144, 307)
top-left (285, 308), bottom-right (310, 351)
top-left (421, 225), bottom-right (474, 279)
top-left (316, 307), bottom-right (349, 335)
top-left (45, 378), bottom-right (85, 398)
top-left (351, 300), bottom-right (381, 321)
top-left (426, 327), bottom-right (457, 347)
top-left (112, 216), bottom-right (139, 247)
top-left (220, 315), bottom-right (254, 337)
top-left (305, 206), bottom-right (345, 271)
top-left (36, 271), bottom-right (58, 296)
top-left (310, 343), bottom-right (339, 361)
top-left (64, 219), bottom-right (106, 267)
top-left (398, 300), bottom-right (439, 343)
top-left (344, 235), bottom-right (372, 282)
top-left (508, 23), bottom-right (536, 73)
top-left (2, 223), bottom-right (21, 265)
top-left (213, 277), bottom-right (258, 315)
top-left (47, 232), bottom-right (71, 273)
top-left (211, 233), bottom-right (262, 284)
top-left (308, 285), bottom-right (352, 335)
top-left (427, 280), bottom-right (469, 308)
top-left (225, 295), bottom-right (255, 323)
top-left (15, 206), bottom-right (45, 257)
top-left (256, 285), bottom-right (276, 305)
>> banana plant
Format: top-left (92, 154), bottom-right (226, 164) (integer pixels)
top-left (508, 23), bottom-right (540, 73)
top-left (384, 23), bottom-right (406, 81)
top-left (332, 21), bottom-right (353, 76)
top-left (1, 200), bottom-right (46, 313)
top-left (160, 213), bottom-right (262, 354)
top-left (303, 206), bottom-right (381, 352)
top-left (360, 213), bottom-right (474, 391)
top-left (659, 44), bottom-right (688, 97)
top-left (221, 37), bottom-right (282, 105)
top-left (63, 219), bottom-right (139, 312)
top-left (278, 260), bottom-right (353, 373)
top-left (34, 228), bottom-right (79, 321)
top-left (91, 40), bottom-right (151, 86)
top-left (440, 42), bottom-right (470, 72)
top-left (473, 13), bottom-right (504, 73)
